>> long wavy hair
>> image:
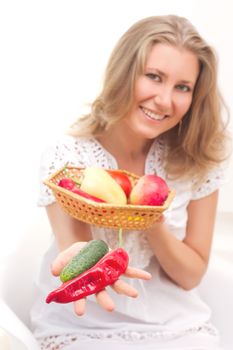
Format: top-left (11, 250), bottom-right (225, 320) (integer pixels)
top-left (69, 15), bottom-right (230, 181)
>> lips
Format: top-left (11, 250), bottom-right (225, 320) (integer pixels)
top-left (140, 106), bottom-right (168, 121)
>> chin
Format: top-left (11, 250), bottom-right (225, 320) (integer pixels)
top-left (125, 118), bottom-right (165, 140)
top-left (137, 129), bottom-right (162, 141)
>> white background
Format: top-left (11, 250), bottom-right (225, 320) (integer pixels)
top-left (0, 0), bottom-right (232, 255)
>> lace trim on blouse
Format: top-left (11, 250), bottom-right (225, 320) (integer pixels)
top-left (191, 165), bottom-right (226, 200)
top-left (37, 323), bottom-right (218, 349)
top-left (38, 136), bottom-right (117, 207)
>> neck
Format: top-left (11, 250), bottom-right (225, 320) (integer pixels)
top-left (100, 124), bottom-right (152, 159)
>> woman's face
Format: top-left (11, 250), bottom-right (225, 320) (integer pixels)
top-left (124, 43), bottom-right (199, 140)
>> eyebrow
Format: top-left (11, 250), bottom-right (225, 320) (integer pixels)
top-left (146, 67), bottom-right (195, 85)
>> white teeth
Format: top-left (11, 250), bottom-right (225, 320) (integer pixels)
top-left (141, 107), bottom-right (165, 121)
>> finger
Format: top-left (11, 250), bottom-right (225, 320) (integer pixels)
top-left (51, 251), bottom-right (72, 276)
top-left (111, 279), bottom-right (138, 298)
top-left (158, 214), bottom-right (165, 223)
top-left (95, 289), bottom-right (115, 312)
top-left (51, 242), bottom-right (87, 276)
top-left (73, 298), bottom-right (86, 316)
top-left (124, 266), bottom-right (152, 280)
top-left (149, 215), bottom-right (165, 230)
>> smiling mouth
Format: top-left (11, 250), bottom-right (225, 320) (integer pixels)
top-left (140, 107), bottom-right (168, 121)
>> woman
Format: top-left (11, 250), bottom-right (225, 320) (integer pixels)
top-left (30, 15), bottom-right (230, 349)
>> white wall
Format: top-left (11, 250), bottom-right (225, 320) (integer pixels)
top-left (0, 0), bottom-right (232, 256)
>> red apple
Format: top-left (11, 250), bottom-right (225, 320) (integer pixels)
top-left (129, 175), bottom-right (169, 206)
top-left (107, 170), bottom-right (132, 198)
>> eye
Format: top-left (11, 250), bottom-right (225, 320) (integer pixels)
top-left (145, 73), bottom-right (161, 82)
top-left (176, 84), bottom-right (191, 92)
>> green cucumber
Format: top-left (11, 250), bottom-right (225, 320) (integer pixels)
top-left (60, 239), bottom-right (109, 282)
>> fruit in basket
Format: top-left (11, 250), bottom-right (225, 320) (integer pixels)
top-left (129, 174), bottom-right (169, 206)
top-left (80, 168), bottom-right (127, 205)
top-left (107, 170), bottom-right (132, 198)
top-left (60, 240), bottom-right (109, 282)
top-left (58, 177), bottom-right (106, 203)
top-left (58, 178), bottom-right (76, 191)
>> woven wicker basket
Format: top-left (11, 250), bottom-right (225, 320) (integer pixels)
top-left (44, 166), bottom-right (175, 230)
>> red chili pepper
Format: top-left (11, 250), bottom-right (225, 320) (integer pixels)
top-left (58, 178), bottom-right (106, 203)
top-left (58, 178), bottom-right (76, 190)
top-left (46, 248), bottom-right (129, 304)
top-left (71, 187), bottom-right (106, 203)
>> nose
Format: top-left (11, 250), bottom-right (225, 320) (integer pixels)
top-left (153, 87), bottom-right (172, 113)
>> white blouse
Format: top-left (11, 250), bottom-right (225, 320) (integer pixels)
top-left (30, 134), bottom-right (225, 350)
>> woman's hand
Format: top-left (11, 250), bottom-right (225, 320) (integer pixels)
top-left (51, 242), bottom-right (152, 316)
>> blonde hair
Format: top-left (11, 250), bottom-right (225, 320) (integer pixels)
top-left (69, 15), bottom-right (230, 180)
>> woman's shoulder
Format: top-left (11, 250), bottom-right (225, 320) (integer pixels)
top-left (190, 163), bottom-right (227, 200)
top-left (40, 134), bottom-right (97, 164)
top-left (40, 134), bottom-right (98, 171)
top-left (155, 135), bottom-right (228, 200)
top-left (43, 134), bottom-right (93, 151)
top-left (37, 134), bottom-right (95, 207)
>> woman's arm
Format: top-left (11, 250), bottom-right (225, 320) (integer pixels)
top-left (46, 202), bottom-right (92, 251)
top-left (145, 190), bottom-right (219, 290)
